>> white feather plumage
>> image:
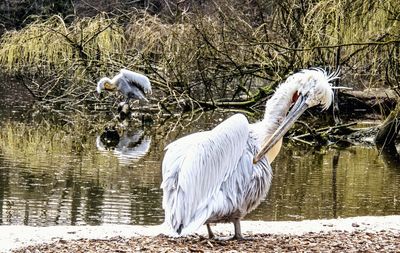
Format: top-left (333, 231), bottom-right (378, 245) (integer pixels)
top-left (96, 69), bottom-right (151, 101)
top-left (161, 68), bottom-right (339, 238)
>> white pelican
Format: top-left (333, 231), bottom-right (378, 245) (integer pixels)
top-left (161, 68), bottom-right (339, 239)
top-left (96, 69), bottom-right (152, 102)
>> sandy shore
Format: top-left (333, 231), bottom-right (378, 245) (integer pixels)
top-left (2, 215), bottom-right (400, 252)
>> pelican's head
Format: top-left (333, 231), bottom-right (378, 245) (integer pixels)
top-left (294, 68), bottom-right (337, 109)
top-left (254, 68), bottom-right (339, 163)
top-left (97, 77), bottom-right (117, 94)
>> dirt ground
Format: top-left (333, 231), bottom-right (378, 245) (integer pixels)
top-left (13, 231), bottom-right (400, 252)
top-left (4, 216), bottom-right (400, 253)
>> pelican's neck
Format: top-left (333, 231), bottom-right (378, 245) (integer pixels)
top-left (253, 81), bottom-right (299, 162)
top-left (263, 82), bottom-right (298, 133)
top-left (111, 73), bottom-right (123, 88)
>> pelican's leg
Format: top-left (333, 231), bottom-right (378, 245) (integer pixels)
top-left (117, 101), bottom-right (126, 113)
top-left (232, 219), bottom-right (244, 240)
top-left (206, 224), bottom-right (215, 239)
top-left (124, 98), bottom-right (132, 111)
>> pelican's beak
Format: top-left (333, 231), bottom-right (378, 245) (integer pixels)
top-left (253, 94), bottom-right (309, 163)
top-left (104, 82), bottom-right (117, 92)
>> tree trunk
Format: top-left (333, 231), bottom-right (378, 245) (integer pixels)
top-left (375, 101), bottom-right (400, 148)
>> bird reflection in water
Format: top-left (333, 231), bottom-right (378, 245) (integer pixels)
top-left (96, 127), bottom-right (151, 163)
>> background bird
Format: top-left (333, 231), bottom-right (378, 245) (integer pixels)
top-left (97, 69), bottom-right (152, 103)
top-left (161, 68), bottom-right (339, 240)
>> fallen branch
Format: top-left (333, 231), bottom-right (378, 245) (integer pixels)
top-left (291, 136), bottom-right (314, 146)
top-left (292, 122), bottom-right (357, 139)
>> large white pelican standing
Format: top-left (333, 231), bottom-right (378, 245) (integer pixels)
top-left (96, 69), bottom-right (152, 102)
top-left (161, 68), bottom-right (339, 239)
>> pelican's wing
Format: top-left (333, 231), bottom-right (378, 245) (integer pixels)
top-left (120, 69), bottom-right (152, 94)
top-left (161, 114), bottom-right (250, 235)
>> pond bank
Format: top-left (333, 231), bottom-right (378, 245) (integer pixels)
top-left (2, 215), bottom-right (400, 252)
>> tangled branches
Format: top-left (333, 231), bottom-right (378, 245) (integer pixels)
top-left (0, 0), bottom-right (399, 114)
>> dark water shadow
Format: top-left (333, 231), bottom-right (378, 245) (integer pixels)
top-left (377, 144), bottom-right (400, 170)
top-left (332, 150), bottom-right (340, 219)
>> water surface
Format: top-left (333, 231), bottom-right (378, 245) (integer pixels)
top-left (0, 83), bottom-right (399, 226)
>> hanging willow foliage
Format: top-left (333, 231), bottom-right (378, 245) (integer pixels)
top-left (0, 14), bottom-right (125, 78)
top-left (300, 0), bottom-right (400, 88)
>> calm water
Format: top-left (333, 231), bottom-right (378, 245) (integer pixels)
top-left (0, 82), bottom-right (399, 226)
